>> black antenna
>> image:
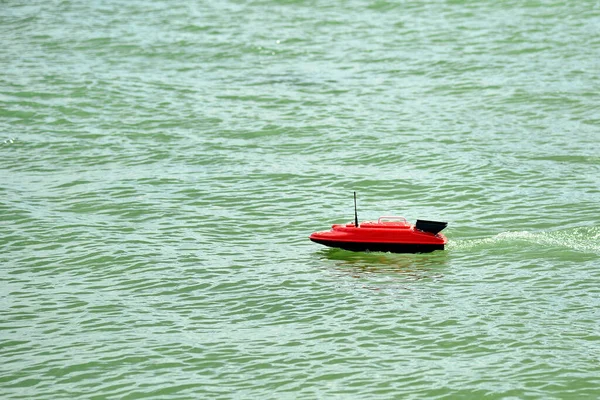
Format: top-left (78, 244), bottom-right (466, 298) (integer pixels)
top-left (354, 191), bottom-right (359, 227)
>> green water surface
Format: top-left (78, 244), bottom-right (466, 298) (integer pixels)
top-left (2, 1), bottom-right (600, 399)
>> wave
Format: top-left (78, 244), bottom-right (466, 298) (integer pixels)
top-left (449, 226), bottom-right (600, 255)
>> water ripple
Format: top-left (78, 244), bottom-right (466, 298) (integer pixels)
top-left (2, 0), bottom-right (600, 398)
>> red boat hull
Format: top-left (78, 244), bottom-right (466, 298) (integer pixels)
top-left (309, 219), bottom-right (447, 254)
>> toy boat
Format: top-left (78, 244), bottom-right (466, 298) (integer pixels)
top-left (309, 193), bottom-right (447, 253)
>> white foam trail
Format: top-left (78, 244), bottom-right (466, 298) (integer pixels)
top-left (449, 226), bottom-right (600, 254)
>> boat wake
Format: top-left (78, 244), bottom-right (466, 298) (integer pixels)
top-left (449, 226), bottom-right (600, 255)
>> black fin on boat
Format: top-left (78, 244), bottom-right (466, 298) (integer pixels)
top-left (415, 220), bottom-right (447, 235)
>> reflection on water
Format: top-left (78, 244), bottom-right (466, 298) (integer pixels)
top-left (318, 248), bottom-right (448, 289)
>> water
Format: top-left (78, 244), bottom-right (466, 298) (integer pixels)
top-left (2, 0), bottom-right (600, 398)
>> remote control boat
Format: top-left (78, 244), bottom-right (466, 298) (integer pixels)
top-left (309, 193), bottom-right (447, 253)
